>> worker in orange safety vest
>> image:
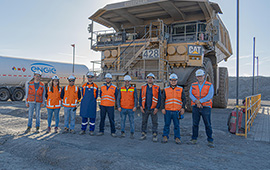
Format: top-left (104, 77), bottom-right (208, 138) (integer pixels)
top-left (161, 73), bottom-right (186, 144)
top-left (24, 70), bottom-right (46, 134)
top-left (139, 73), bottom-right (161, 142)
top-left (97, 73), bottom-right (118, 137)
top-left (61, 75), bottom-right (81, 134)
top-left (117, 75), bottom-right (138, 139)
top-left (45, 75), bottom-right (61, 133)
top-left (189, 69), bottom-right (214, 148)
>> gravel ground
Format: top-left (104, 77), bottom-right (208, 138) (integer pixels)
top-left (0, 100), bottom-right (270, 170)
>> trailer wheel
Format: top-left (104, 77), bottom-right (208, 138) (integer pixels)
top-left (0, 88), bottom-right (10, 101)
top-left (184, 58), bottom-right (214, 112)
top-left (11, 88), bottom-right (25, 101)
top-left (213, 67), bottom-right (228, 108)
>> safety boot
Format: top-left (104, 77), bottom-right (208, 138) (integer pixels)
top-left (189, 139), bottom-right (197, 145)
top-left (111, 133), bottom-right (117, 137)
top-left (152, 133), bottom-right (158, 142)
top-left (35, 127), bottom-right (40, 134)
top-left (97, 132), bottom-right (104, 136)
top-left (62, 127), bottom-right (69, 134)
top-left (207, 141), bottom-right (214, 148)
top-left (140, 132), bottom-right (146, 140)
top-left (46, 127), bottom-right (51, 133)
top-left (70, 129), bottom-right (76, 134)
top-left (130, 132), bottom-right (135, 139)
top-left (175, 138), bottom-right (182, 145)
top-left (24, 127), bottom-right (31, 133)
top-left (89, 131), bottom-right (94, 136)
top-left (121, 131), bottom-right (125, 138)
top-left (54, 127), bottom-right (58, 133)
top-left (79, 130), bottom-right (86, 135)
top-left (162, 136), bottom-right (168, 143)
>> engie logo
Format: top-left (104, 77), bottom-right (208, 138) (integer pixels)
top-left (31, 63), bottom-right (56, 74)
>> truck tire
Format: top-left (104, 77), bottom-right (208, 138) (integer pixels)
top-left (184, 58), bottom-right (214, 112)
top-left (213, 67), bottom-right (228, 108)
top-left (11, 88), bottom-right (25, 101)
top-left (0, 88), bottom-right (10, 101)
top-left (203, 57), bottom-right (214, 83)
top-left (184, 69), bottom-right (197, 112)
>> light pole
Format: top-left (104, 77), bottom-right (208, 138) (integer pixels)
top-left (235, 0), bottom-right (240, 133)
top-left (71, 44), bottom-right (75, 73)
top-left (252, 37), bottom-right (256, 95)
top-left (255, 56), bottom-right (259, 94)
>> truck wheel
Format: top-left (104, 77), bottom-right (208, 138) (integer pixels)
top-left (0, 88), bottom-right (10, 101)
top-left (213, 67), bottom-right (228, 108)
top-left (11, 88), bottom-right (25, 101)
top-left (184, 58), bottom-right (214, 112)
top-left (184, 69), bottom-right (197, 112)
top-left (203, 58), bottom-right (214, 84)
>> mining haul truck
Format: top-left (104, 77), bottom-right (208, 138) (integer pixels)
top-left (88, 0), bottom-right (232, 110)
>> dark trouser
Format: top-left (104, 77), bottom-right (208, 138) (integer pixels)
top-left (99, 105), bottom-right (116, 133)
top-left (141, 109), bottom-right (158, 134)
top-left (81, 117), bottom-right (96, 131)
top-left (192, 106), bottom-right (213, 142)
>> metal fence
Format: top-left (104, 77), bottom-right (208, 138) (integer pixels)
top-left (236, 94), bottom-right (261, 138)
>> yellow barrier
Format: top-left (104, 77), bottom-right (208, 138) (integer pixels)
top-left (236, 94), bottom-right (261, 138)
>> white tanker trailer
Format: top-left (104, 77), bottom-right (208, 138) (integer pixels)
top-left (0, 56), bottom-right (89, 101)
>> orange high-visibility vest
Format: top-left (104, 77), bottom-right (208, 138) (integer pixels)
top-left (62, 85), bottom-right (79, 108)
top-left (191, 81), bottom-right (212, 108)
top-left (46, 86), bottom-right (61, 109)
top-left (120, 86), bottom-right (135, 109)
top-left (164, 86), bottom-right (183, 111)
top-left (141, 84), bottom-right (159, 109)
top-left (82, 82), bottom-right (98, 98)
top-left (100, 84), bottom-right (117, 107)
top-left (27, 81), bottom-right (45, 103)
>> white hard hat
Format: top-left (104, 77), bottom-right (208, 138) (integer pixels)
top-left (169, 73), bottom-right (178, 80)
top-left (105, 73), bottom-right (112, 79)
top-left (124, 75), bottom-right (132, 81)
top-left (146, 73), bottom-right (155, 79)
top-left (87, 72), bottom-right (94, 77)
top-left (34, 70), bottom-right (42, 76)
top-left (67, 75), bottom-right (76, 80)
top-left (52, 75), bottom-right (59, 80)
top-left (196, 69), bottom-right (205, 76)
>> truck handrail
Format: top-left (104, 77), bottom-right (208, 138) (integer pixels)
top-left (111, 30), bottom-right (151, 70)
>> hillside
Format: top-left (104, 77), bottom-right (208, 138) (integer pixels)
top-left (229, 76), bottom-right (270, 100)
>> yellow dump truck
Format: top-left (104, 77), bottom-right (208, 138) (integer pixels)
top-left (88, 0), bottom-right (232, 110)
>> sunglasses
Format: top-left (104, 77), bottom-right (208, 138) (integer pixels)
top-left (87, 76), bottom-right (93, 78)
top-left (69, 80), bottom-right (75, 82)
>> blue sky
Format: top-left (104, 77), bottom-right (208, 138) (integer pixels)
top-left (0, 0), bottom-right (269, 76)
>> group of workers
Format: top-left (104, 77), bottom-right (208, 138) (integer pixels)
top-left (24, 68), bottom-right (214, 148)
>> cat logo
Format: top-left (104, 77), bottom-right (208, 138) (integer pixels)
top-left (188, 45), bottom-right (203, 56)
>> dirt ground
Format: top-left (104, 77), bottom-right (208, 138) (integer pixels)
top-left (0, 99), bottom-right (270, 170)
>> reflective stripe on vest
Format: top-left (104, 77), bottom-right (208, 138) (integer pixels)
top-left (164, 86), bottom-right (183, 111)
top-left (62, 85), bottom-right (78, 107)
top-left (27, 81), bottom-right (44, 103)
top-left (120, 86), bottom-right (135, 109)
top-left (191, 81), bottom-right (212, 108)
top-left (100, 84), bottom-right (116, 107)
top-left (141, 84), bottom-right (159, 109)
top-left (46, 86), bottom-right (61, 109)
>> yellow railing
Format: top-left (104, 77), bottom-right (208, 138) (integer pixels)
top-left (236, 94), bottom-right (261, 138)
